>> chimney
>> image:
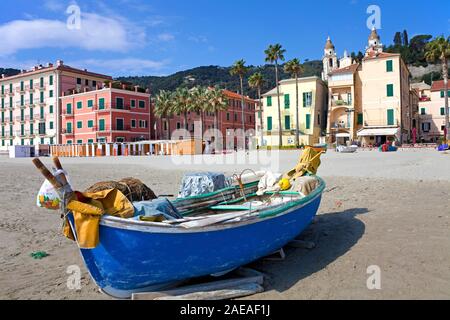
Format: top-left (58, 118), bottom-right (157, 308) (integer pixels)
top-left (34, 66), bottom-right (39, 71)
top-left (56, 60), bottom-right (64, 66)
top-left (134, 85), bottom-right (139, 92)
top-left (109, 82), bottom-right (112, 89)
top-left (122, 84), bottom-right (126, 90)
top-left (1, 74), bottom-right (5, 79)
top-left (84, 87), bottom-right (88, 93)
top-left (47, 62), bottom-right (53, 68)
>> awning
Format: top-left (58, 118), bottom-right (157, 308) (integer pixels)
top-left (336, 133), bottom-right (351, 138)
top-left (357, 128), bottom-right (399, 137)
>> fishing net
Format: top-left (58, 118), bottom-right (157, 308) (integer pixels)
top-left (85, 178), bottom-right (157, 202)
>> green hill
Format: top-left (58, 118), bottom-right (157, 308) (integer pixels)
top-left (0, 68), bottom-right (20, 77)
top-left (117, 61), bottom-right (323, 98)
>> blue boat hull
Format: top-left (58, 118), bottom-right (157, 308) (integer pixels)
top-left (70, 185), bottom-right (324, 298)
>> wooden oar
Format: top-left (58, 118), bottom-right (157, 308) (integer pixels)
top-left (32, 158), bottom-right (62, 190)
top-left (52, 156), bottom-right (69, 187)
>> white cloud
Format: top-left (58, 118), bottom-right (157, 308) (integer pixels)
top-left (68, 58), bottom-right (170, 76)
top-left (0, 12), bottom-right (145, 56)
top-left (157, 33), bottom-right (175, 42)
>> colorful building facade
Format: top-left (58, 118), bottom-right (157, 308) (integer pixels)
top-left (414, 80), bottom-right (449, 142)
top-left (325, 28), bottom-right (414, 146)
top-left (259, 76), bottom-right (328, 147)
top-left (60, 84), bottom-right (152, 144)
top-left (155, 89), bottom-right (257, 149)
top-left (0, 60), bottom-right (111, 151)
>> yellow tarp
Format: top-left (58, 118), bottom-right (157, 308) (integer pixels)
top-left (284, 146), bottom-right (323, 180)
top-left (64, 189), bottom-right (134, 249)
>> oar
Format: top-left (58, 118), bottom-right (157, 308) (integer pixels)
top-left (32, 158), bottom-right (62, 190)
top-left (52, 156), bottom-right (69, 187)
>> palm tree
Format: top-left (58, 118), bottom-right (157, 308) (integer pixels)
top-left (207, 87), bottom-right (228, 151)
top-left (284, 58), bottom-right (303, 147)
top-left (154, 90), bottom-right (174, 139)
top-left (248, 72), bottom-right (265, 147)
top-left (425, 36), bottom-right (450, 143)
top-left (173, 87), bottom-right (192, 132)
top-left (265, 44), bottom-right (286, 147)
top-left (191, 86), bottom-right (209, 140)
top-left (230, 59), bottom-right (249, 149)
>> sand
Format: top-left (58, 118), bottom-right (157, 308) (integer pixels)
top-left (0, 150), bottom-right (449, 300)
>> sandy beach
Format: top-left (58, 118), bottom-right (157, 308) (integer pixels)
top-left (0, 149), bottom-right (449, 300)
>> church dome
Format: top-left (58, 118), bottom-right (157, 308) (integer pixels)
top-left (325, 36), bottom-right (335, 50)
top-left (369, 27), bottom-right (380, 41)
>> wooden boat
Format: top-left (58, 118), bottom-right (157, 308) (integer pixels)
top-left (31, 157), bottom-right (325, 299)
top-left (66, 177), bottom-right (326, 298)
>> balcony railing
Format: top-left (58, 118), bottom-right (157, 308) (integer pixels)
top-left (331, 100), bottom-right (352, 107)
top-left (16, 87), bottom-right (26, 93)
top-left (363, 119), bottom-right (400, 127)
top-left (62, 111), bottom-right (75, 117)
top-left (94, 104), bottom-right (135, 112)
top-left (34, 99), bottom-right (45, 105)
top-left (331, 122), bottom-right (350, 129)
top-left (34, 83), bottom-right (47, 90)
top-left (25, 85), bottom-right (35, 92)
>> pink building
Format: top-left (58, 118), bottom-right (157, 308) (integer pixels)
top-left (415, 80), bottom-right (449, 142)
top-left (156, 89), bottom-right (257, 149)
top-left (60, 84), bottom-right (153, 144)
top-left (0, 60), bottom-right (111, 150)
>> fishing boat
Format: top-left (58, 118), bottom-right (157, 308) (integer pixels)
top-left (31, 148), bottom-right (325, 299)
top-left (65, 177), bottom-right (325, 298)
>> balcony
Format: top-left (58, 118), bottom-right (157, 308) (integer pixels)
top-left (331, 99), bottom-right (352, 107)
top-left (331, 122), bottom-right (351, 130)
top-left (363, 119), bottom-right (400, 127)
top-left (97, 125), bottom-right (132, 134)
top-left (0, 91), bottom-right (5, 98)
top-left (34, 99), bottom-right (45, 106)
top-left (1, 117), bottom-right (10, 124)
top-left (93, 104), bottom-right (134, 113)
top-left (14, 116), bottom-right (29, 122)
top-left (32, 114), bottom-right (44, 121)
top-left (34, 83), bottom-right (47, 91)
top-left (25, 85), bottom-right (35, 92)
top-left (6, 89), bottom-right (14, 96)
top-left (62, 110), bottom-right (75, 118)
top-left (14, 130), bottom-right (27, 137)
top-left (16, 87), bottom-right (26, 94)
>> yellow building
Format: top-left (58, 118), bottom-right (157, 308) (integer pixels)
top-left (258, 76), bottom-right (327, 147)
top-left (325, 28), bottom-right (413, 146)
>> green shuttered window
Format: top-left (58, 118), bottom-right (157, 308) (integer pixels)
top-left (387, 84), bottom-right (394, 97)
top-left (387, 109), bottom-right (394, 125)
top-left (267, 117), bottom-right (272, 131)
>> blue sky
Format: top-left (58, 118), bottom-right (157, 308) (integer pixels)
top-left (1, 0), bottom-right (449, 77)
